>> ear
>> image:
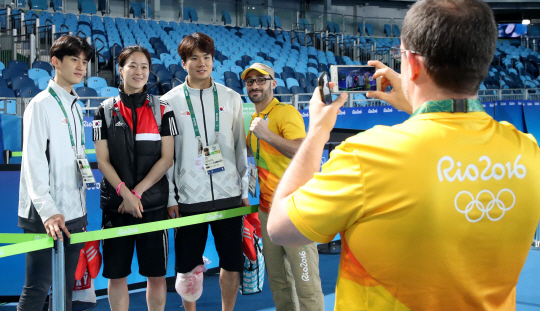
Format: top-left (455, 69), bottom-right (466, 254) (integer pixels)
top-left (182, 60), bottom-right (186, 70)
top-left (406, 51), bottom-right (422, 82)
top-left (271, 79), bottom-right (277, 89)
top-left (51, 56), bottom-right (59, 69)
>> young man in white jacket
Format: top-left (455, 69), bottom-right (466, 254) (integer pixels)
top-left (17, 35), bottom-right (92, 311)
top-left (162, 32), bottom-right (249, 311)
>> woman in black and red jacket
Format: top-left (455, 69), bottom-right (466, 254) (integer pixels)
top-left (93, 45), bottom-right (178, 311)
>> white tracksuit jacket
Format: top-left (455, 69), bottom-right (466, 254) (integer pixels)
top-left (18, 79), bottom-right (87, 232)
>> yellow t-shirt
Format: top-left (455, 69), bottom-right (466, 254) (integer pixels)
top-left (287, 111), bottom-right (540, 311)
top-left (247, 98), bottom-right (306, 212)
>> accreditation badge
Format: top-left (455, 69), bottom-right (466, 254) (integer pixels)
top-left (203, 144), bottom-right (225, 175)
top-left (76, 158), bottom-right (96, 188)
top-left (248, 162), bottom-right (258, 198)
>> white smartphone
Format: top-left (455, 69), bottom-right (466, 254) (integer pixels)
top-left (329, 65), bottom-right (381, 92)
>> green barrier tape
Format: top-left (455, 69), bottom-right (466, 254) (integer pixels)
top-left (9, 149), bottom-right (95, 158)
top-left (0, 205), bottom-right (259, 259)
top-left (0, 237), bottom-right (54, 258)
top-left (0, 233), bottom-right (48, 244)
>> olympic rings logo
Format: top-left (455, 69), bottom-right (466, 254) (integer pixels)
top-left (454, 189), bottom-right (515, 223)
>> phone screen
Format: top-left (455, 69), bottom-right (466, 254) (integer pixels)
top-left (318, 72), bottom-right (333, 105)
top-left (337, 66), bottom-right (377, 92)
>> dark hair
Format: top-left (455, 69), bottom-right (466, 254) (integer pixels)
top-left (50, 35), bottom-right (93, 66)
top-left (401, 0), bottom-right (497, 95)
top-left (177, 32), bottom-right (215, 63)
top-left (118, 45), bottom-right (152, 68)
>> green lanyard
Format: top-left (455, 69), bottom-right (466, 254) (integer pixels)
top-left (183, 83), bottom-right (219, 155)
top-left (48, 87), bottom-right (85, 156)
top-left (249, 113), bottom-right (269, 167)
top-left (409, 99), bottom-right (485, 118)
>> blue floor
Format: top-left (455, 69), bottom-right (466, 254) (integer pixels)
top-left (2, 250), bottom-right (539, 310)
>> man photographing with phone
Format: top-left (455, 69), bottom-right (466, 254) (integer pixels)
top-left (267, 0), bottom-right (540, 310)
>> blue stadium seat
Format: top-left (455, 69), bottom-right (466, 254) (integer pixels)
top-left (76, 87), bottom-right (101, 108)
top-left (274, 16), bottom-right (282, 29)
top-left (365, 24), bottom-right (374, 36)
top-left (99, 87), bottom-right (119, 97)
top-left (12, 76), bottom-right (36, 94)
top-left (142, 3), bottom-right (152, 18)
top-left (32, 61), bottom-right (53, 74)
top-left (392, 24), bottom-right (400, 37)
top-left (80, 0), bottom-right (97, 14)
top-left (87, 76), bottom-right (107, 90)
top-left (290, 85), bottom-right (305, 94)
top-left (286, 78), bottom-right (300, 90)
top-left (8, 60), bottom-right (29, 71)
top-left (188, 7), bottom-right (198, 22)
top-left (28, 68), bottom-right (49, 85)
top-left (38, 76), bottom-right (52, 90)
top-left (0, 87), bottom-right (15, 98)
top-left (274, 86), bottom-right (290, 102)
top-left (174, 71), bottom-right (187, 82)
top-left (222, 10), bottom-right (232, 25)
top-left (225, 78), bottom-right (242, 89)
top-left (0, 99), bottom-right (16, 114)
top-left (18, 86), bottom-right (41, 98)
top-left (156, 69), bottom-right (173, 82)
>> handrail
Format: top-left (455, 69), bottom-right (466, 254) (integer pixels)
top-left (93, 37), bottom-right (108, 75)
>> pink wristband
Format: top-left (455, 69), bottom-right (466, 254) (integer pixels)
top-left (131, 189), bottom-right (142, 199)
top-left (116, 182), bottom-right (125, 196)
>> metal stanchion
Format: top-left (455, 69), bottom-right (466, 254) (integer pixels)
top-left (51, 236), bottom-right (66, 311)
top-left (3, 150), bottom-right (11, 164)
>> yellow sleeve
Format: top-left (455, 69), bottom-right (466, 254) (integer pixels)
top-left (279, 106), bottom-right (306, 141)
top-left (286, 144), bottom-right (365, 243)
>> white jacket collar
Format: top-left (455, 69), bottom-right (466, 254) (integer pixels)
top-left (184, 78), bottom-right (215, 93)
top-left (48, 79), bottom-right (79, 104)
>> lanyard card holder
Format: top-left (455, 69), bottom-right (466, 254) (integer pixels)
top-left (248, 162), bottom-right (258, 198)
top-left (203, 144), bottom-right (225, 175)
top-left (76, 157), bottom-right (96, 188)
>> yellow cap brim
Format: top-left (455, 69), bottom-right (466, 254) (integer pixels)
top-left (241, 68), bottom-right (270, 80)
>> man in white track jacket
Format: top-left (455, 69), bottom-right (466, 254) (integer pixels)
top-left (163, 32), bottom-right (248, 311)
top-left (17, 35), bottom-right (92, 311)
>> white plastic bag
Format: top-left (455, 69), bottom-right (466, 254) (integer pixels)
top-left (175, 264), bottom-right (207, 302)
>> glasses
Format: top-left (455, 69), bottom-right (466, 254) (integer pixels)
top-left (391, 45), bottom-right (421, 61)
top-left (244, 77), bottom-right (273, 86)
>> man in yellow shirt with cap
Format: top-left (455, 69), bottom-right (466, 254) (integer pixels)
top-left (267, 0), bottom-right (540, 310)
top-left (242, 63), bottom-right (324, 311)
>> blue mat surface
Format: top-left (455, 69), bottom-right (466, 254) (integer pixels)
top-left (2, 250), bottom-right (539, 310)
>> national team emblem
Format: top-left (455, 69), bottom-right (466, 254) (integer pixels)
top-left (93, 120), bottom-right (102, 128)
top-left (219, 106), bottom-right (226, 112)
top-left (61, 118), bottom-right (67, 125)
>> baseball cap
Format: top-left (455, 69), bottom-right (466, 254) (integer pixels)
top-left (241, 63), bottom-right (275, 80)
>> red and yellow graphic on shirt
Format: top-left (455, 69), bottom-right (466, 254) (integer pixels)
top-left (247, 98), bottom-right (306, 213)
top-left (286, 111), bottom-right (540, 311)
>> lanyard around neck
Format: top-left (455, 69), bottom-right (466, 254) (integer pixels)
top-left (409, 99), bottom-right (485, 118)
top-left (48, 87), bottom-right (85, 155)
top-left (183, 83), bottom-right (220, 149)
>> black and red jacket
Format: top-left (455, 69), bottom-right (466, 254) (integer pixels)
top-left (93, 85), bottom-right (178, 213)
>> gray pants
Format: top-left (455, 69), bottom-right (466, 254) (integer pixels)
top-left (259, 210), bottom-right (324, 311)
top-left (18, 232), bottom-right (84, 311)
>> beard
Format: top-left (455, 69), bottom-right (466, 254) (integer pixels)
top-left (248, 86), bottom-right (271, 103)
